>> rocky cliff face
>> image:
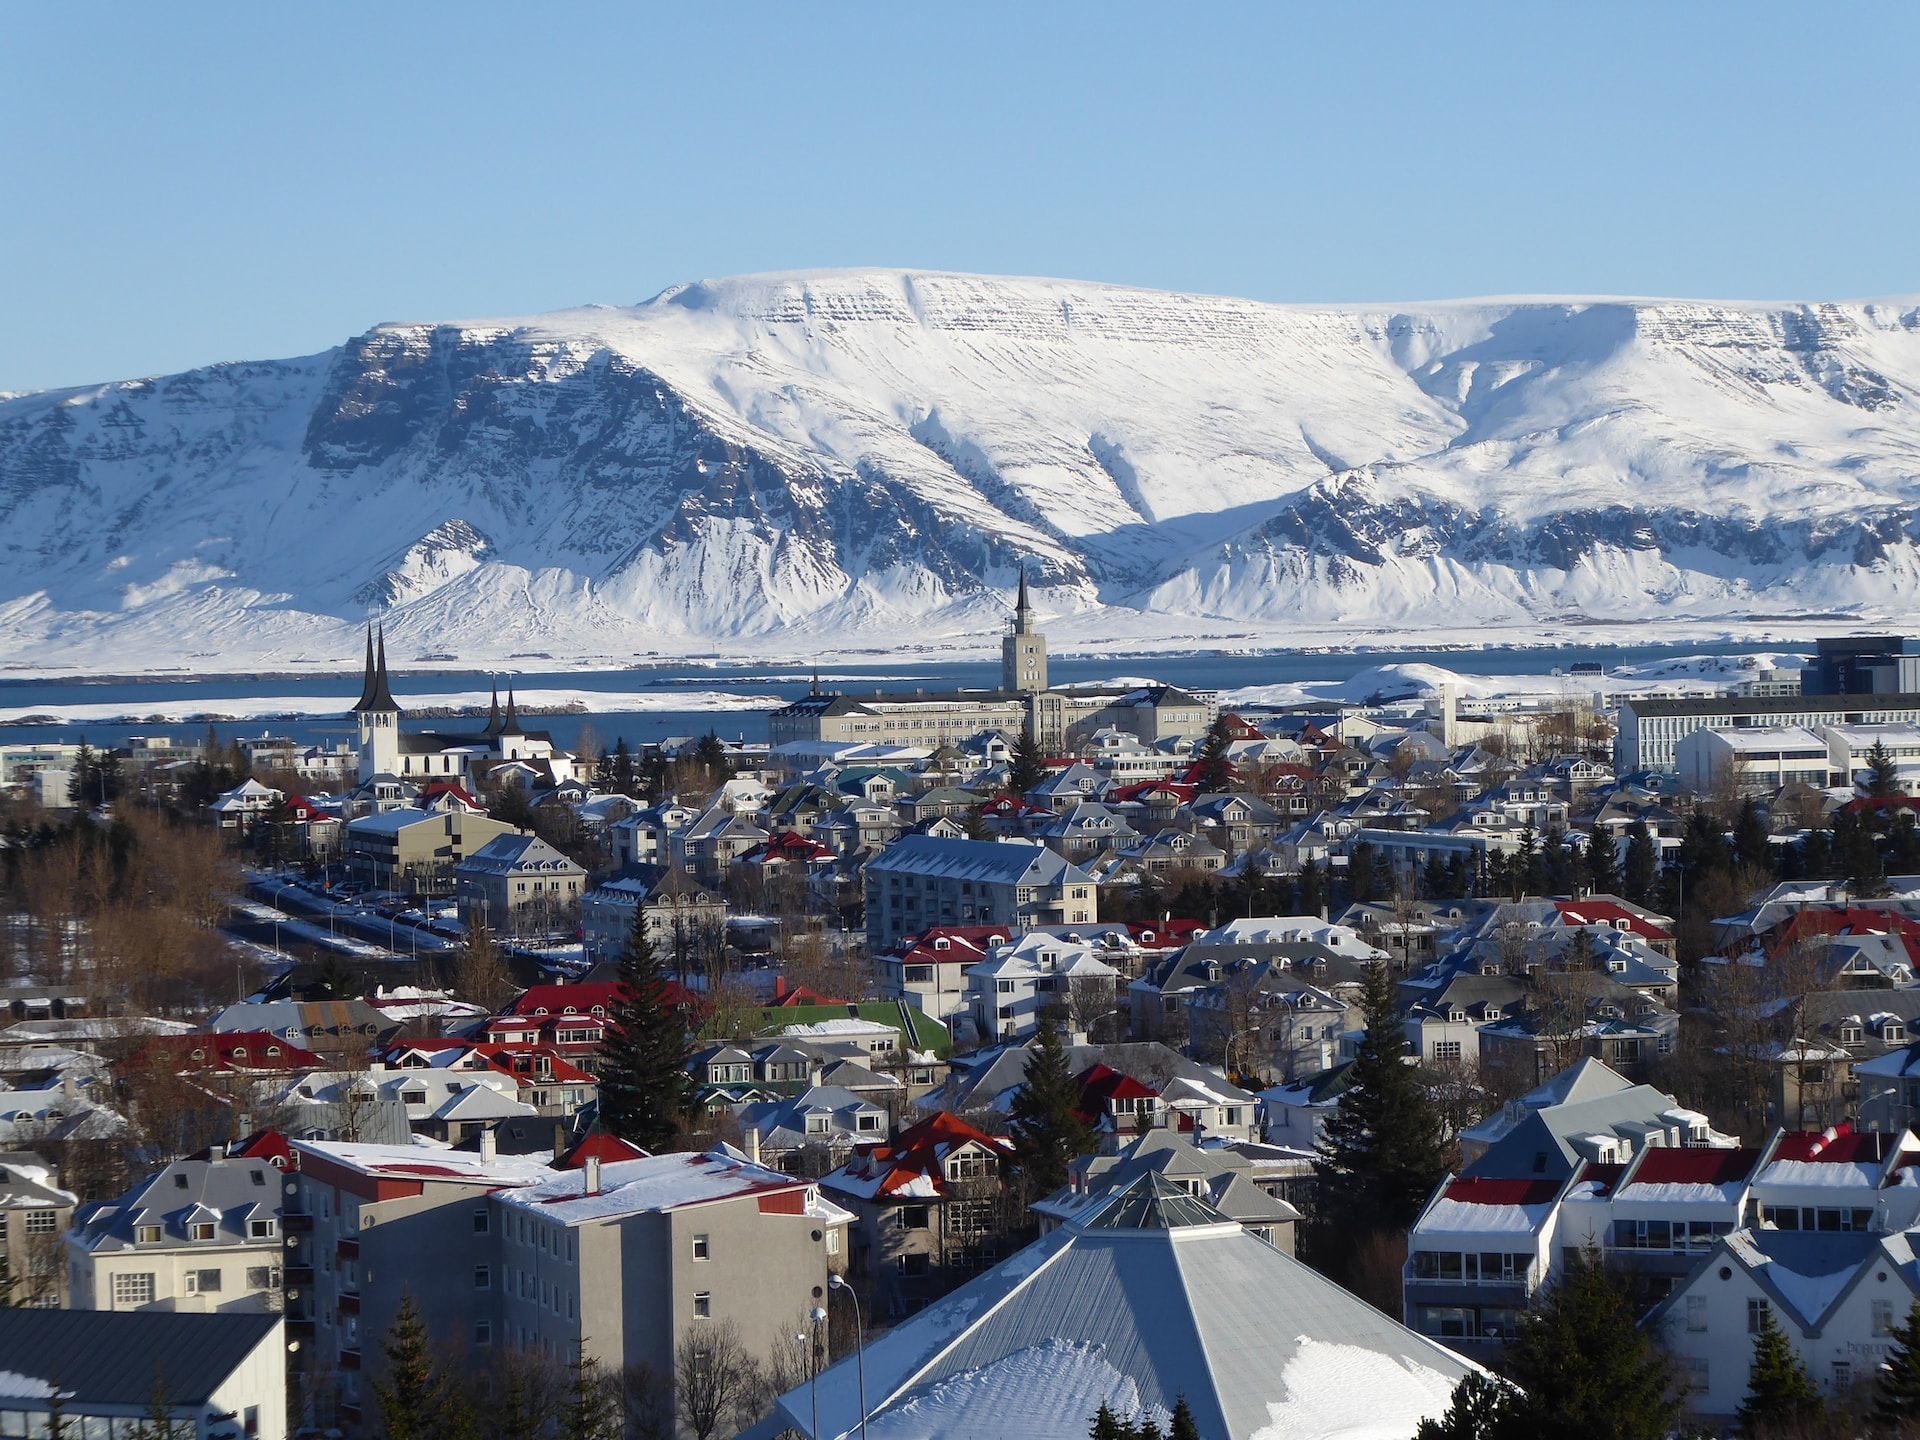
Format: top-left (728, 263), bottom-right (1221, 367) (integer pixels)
top-left (3, 271), bottom-right (1918, 667)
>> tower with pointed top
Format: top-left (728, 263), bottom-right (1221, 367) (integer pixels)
top-left (1002, 567), bottom-right (1048, 696)
top-left (352, 623), bottom-right (403, 782)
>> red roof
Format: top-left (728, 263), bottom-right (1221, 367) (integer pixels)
top-left (129, 1033), bottom-right (325, 1073)
top-left (1768, 1125), bottom-right (1900, 1166)
top-left (1075, 1063), bottom-right (1159, 1123)
top-left (208, 1130), bottom-right (295, 1166)
top-left (1442, 1177), bottom-right (1563, 1206)
top-left (1553, 900), bottom-right (1674, 943)
top-left (419, 781), bottom-right (482, 810)
top-left (383, 1039), bottom-right (596, 1085)
top-left (979, 794), bottom-right (1051, 818)
top-left (1108, 780), bottom-right (1197, 805)
top-left (1626, 1147), bottom-right (1762, 1187)
top-left (741, 831), bottom-right (836, 865)
top-left (557, 1132), bottom-right (651, 1169)
top-left (1572, 1161), bottom-right (1627, 1198)
top-left (770, 979), bottom-right (847, 1007)
top-left (834, 1112), bottom-right (1011, 1199)
top-left (1842, 795), bottom-right (1920, 816)
top-left (502, 980), bottom-right (698, 1019)
top-left (890, 926), bottom-right (1010, 964)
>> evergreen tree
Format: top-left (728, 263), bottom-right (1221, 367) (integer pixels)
top-left (1296, 858), bottom-right (1326, 917)
top-left (694, 731), bottom-right (730, 778)
top-left (1737, 1311), bottom-right (1821, 1436)
top-left (1316, 962), bottom-right (1448, 1242)
top-left (1799, 826), bottom-right (1833, 882)
top-left (1833, 810), bottom-right (1887, 896)
top-left (1582, 828), bottom-right (1621, 896)
top-left (1167, 1397), bottom-right (1200, 1440)
top-left (1875, 1299), bottom-right (1920, 1429)
top-left (1193, 718), bottom-right (1236, 793)
top-left (1422, 853), bottom-right (1450, 901)
top-left (1446, 851), bottom-right (1474, 900)
top-left (1732, 798), bottom-right (1772, 873)
top-left (1351, 841), bottom-right (1380, 903)
top-left (1008, 1012), bottom-right (1091, 1199)
top-left (611, 737), bottom-right (635, 793)
top-left (372, 1295), bottom-right (459, 1440)
top-left (1007, 724), bottom-right (1049, 795)
top-left (1089, 1405), bottom-right (1128, 1440)
top-left (1868, 739), bottom-right (1902, 798)
top-left (1414, 1373), bottom-right (1521, 1440)
top-left (1501, 1258), bottom-right (1677, 1440)
top-left (596, 905), bottom-right (694, 1151)
top-left (561, 1347), bottom-right (618, 1440)
top-left (1540, 826), bottom-right (1576, 895)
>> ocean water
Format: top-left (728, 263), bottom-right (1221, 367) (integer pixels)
top-left (0, 641), bottom-right (1764, 754)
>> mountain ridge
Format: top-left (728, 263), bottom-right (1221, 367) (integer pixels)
top-left (3, 268), bottom-right (1918, 671)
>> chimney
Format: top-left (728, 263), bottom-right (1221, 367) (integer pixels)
top-left (479, 1127), bottom-right (497, 1164)
top-left (584, 1156), bottom-right (601, 1197)
top-left (553, 1124), bottom-right (567, 1161)
top-left (747, 1127), bottom-right (762, 1166)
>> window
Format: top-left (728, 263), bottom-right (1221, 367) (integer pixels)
top-left (1433, 1041), bottom-right (1463, 1064)
top-left (473, 1208), bottom-right (490, 1233)
top-left (692, 1234), bottom-right (710, 1261)
top-left (190, 1223), bottom-right (216, 1241)
top-left (113, 1272), bottom-right (155, 1308)
top-left (1748, 1298), bottom-right (1771, 1335)
top-left (136, 1225), bottom-right (161, 1244)
top-left (1876, 1299), bottom-right (1897, 1336)
top-left (251, 1170), bottom-right (267, 1186)
top-left (474, 1265), bottom-right (492, 1289)
top-left (826, 1228), bottom-right (840, 1256)
top-left (1686, 1295), bottom-right (1708, 1332)
top-left (23, 1210), bottom-right (57, 1235)
top-left (1833, 1360), bottom-right (1853, 1391)
top-left (900, 1205), bottom-right (930, 1230)
top-left (693, 1292), bottom-right (712, 1319)
top-left (243, 1406), bottom-right (260, 1438)
top-left (249, 1219), bottom-right (275, 1239)
top-left (246, 1267), bottom-right (279, 1290)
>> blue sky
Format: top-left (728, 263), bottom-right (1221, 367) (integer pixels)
top-left (2, 3), bottom-right (1915, 392)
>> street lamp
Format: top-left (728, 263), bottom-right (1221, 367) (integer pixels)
top-left (828, 1274), bottom-right (867, 1440)
top-left (808, 1305), bottom-right (828, 1439)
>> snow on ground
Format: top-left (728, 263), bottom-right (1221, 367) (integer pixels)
top-left (1248, 1339), bottom-right (1463, 1440)
top-left (0, 686), bottom-right (780, 726)
top-left (1222, 652), bottom-right (1810, 710)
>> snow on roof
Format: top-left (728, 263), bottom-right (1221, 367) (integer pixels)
top-left (294, 1137), bottom-right (554, 1187)
top-left (495, 1148), bottom-right (851, 1225)
top-left (779, 1018), bottom-right (896, 1039)
top-left (1419, 1177), bottom-right (1560, 1235)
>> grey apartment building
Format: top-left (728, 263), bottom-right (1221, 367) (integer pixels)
top-left (864, 835), bottom-right (1098, 952)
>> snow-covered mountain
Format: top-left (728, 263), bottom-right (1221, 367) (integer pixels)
top-left (4, 269), bottom-right (1920, 671)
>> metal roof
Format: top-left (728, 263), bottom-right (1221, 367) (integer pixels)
top-left (0, 1309), bottom-right (279, 1406)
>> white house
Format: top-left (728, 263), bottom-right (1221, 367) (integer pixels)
top-left (965, 933), bottom-right (1120, 1044)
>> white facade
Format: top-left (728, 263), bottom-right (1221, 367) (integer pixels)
top-left (965, 935), bottom-right (1119, 1043)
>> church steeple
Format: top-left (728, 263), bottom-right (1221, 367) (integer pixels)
top-left (352, 622), bottom-right (400, 714)
top-left (501, 684), bottom-right (523, 737)
top-left (1013, 567), bottom-right (1033, 634)
top-left (483, 680), bottom-right (502, 736)
top-left (1002, 566), bottom-right (1048, 697)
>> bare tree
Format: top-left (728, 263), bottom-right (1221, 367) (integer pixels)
top-left (612, 1361), bottom-right (675, 1440)
top-left (674, 1321), bottom-right (765, 1440)
top-left (449, 920), bottom-right (519, 1015)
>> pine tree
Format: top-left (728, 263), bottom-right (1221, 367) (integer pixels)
top-left (372, 1295), bottom-right (454, 1440)
top-left (1296, 858), bottom-right (1326, 917)
top-left (1008, 724), bottom-right (1048, 796)
top-left (1541, 826), bottom-right (1576, 895)
top-left (1582, 828), bottom-right (1621, 896)
top-left (1350, 841), bottom-right (1380, 903)
top-left (1868, 739), bottom-right (1902, 798)
top-left (1316, 962), bottom-right (1448, 1242)
top-left (1414, 1372), bottom-right (1520, 1440)
top-left (561, 1346), bottom-right (618, 1440)
top-left (1089, 1404), bottom-right (1128, 1440)
top-left (1008, 1012), bottom-right (1090, 1199)
top-left (1167, 1397), bottom-right (1200, 1440)
top-left (1738, 1311), bottom-right (1821, 1435)
top-left (1620, 818), bottom-right (1658, 903)
top-left (1732, 798), bottom-right (1772, 872)
top-left (1502, 1258), bottom-right (1677, 1440)
top-left (596, 905), bottom-right (694, 1151)
top-left (1875, 1299), bottom-right (1920, 1428)
top-left (1193, 718), bottom-right (1235, 793)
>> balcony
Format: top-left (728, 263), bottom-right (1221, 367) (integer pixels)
top-left (286, 1317), bottom-right (314, 1339)
top-left (336, 1237), bottom-right (359, 1260)
top-left (340, 1348), bottom-right (361, 1371)
top-left (284, 1264), bottom-right (314, 1287)
top-left (282, 1213), bottom-right (314, 1233)
top-left (338, 1294), bottom-right (360, 1316)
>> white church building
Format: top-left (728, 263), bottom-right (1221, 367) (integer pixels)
top-left (351, 626), bottom-right (577, 789)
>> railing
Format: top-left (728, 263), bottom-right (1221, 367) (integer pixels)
top-left (1402, 1257), bottom-right (1542, 1290)
top-left (282, 1213), bottom-right (314, 1233)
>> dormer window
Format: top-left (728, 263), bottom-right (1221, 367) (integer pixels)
top-left (1888, 1024), bottom-right (1908, 1044)
top-left (1842, 1025), bottom-right (1864, 1044)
